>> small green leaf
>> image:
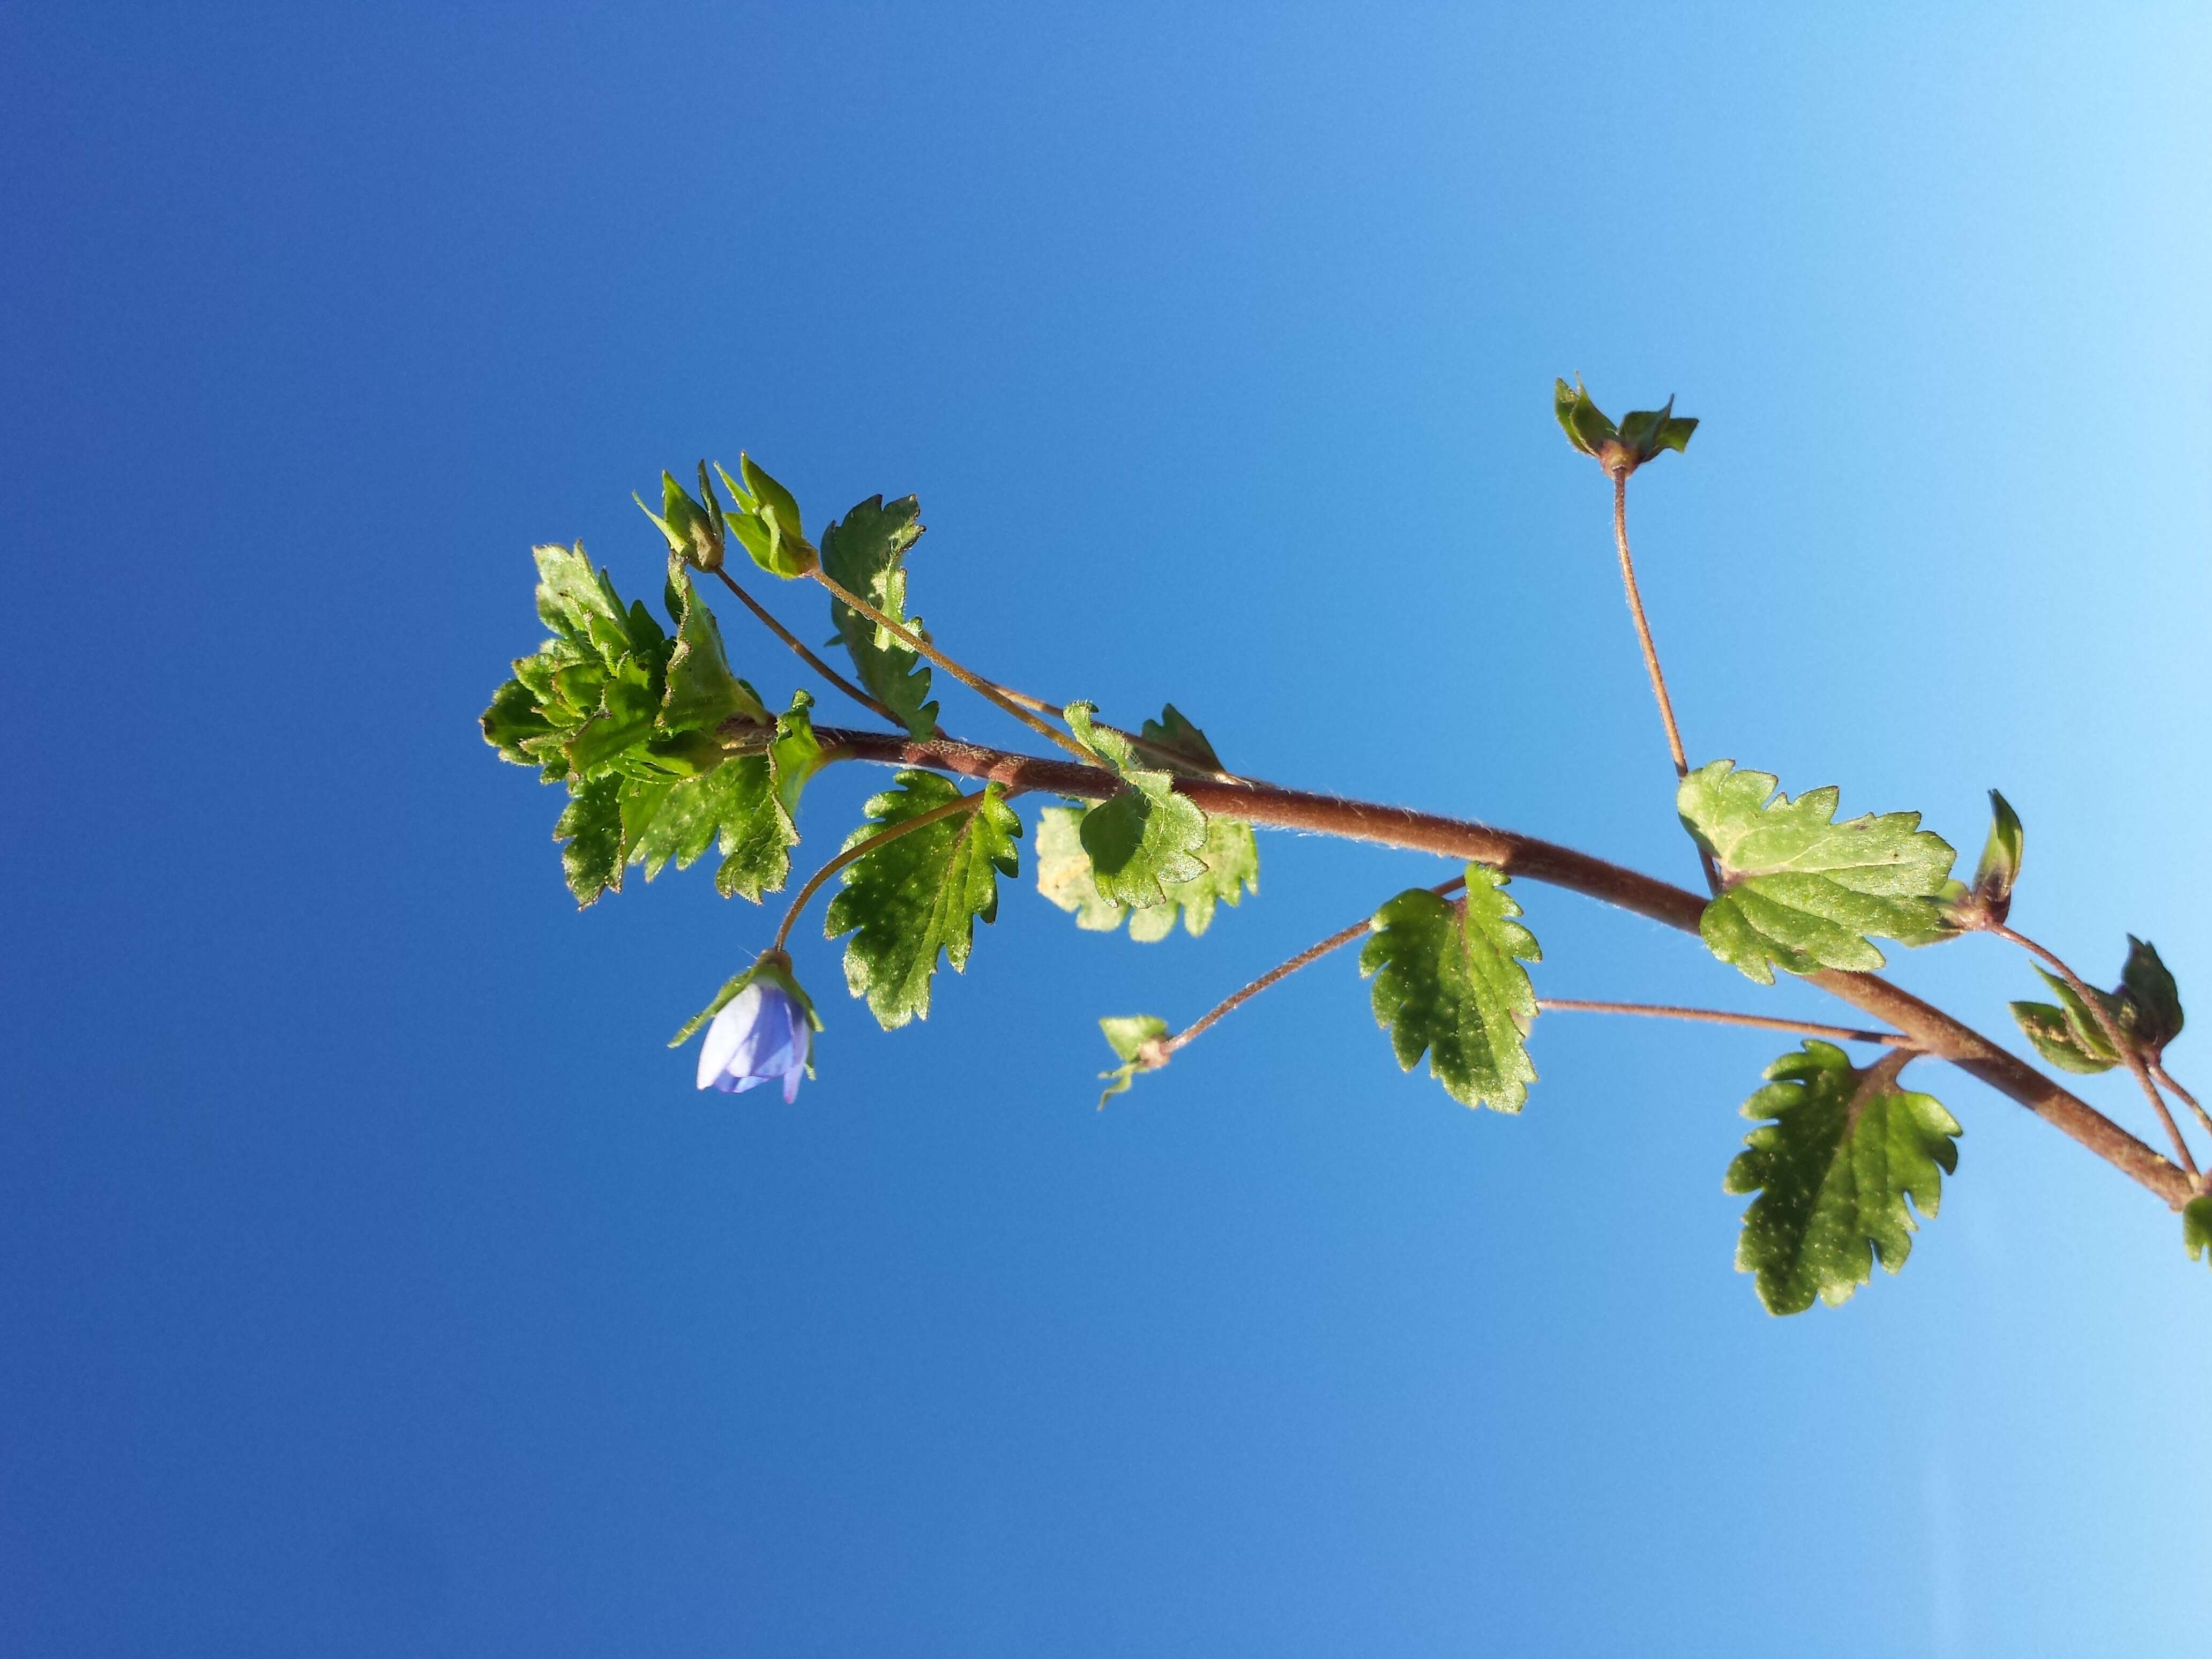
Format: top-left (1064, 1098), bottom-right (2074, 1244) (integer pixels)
top-left (769, 690), bottom-right (825, 820)
top-left (724, 453), bottom-right (818, 578)
top-left (554, 772), bottom-right (625, 906)
top-left (2009, 999), bottom-right (2119, 1074)
top-left (2184, 1197), bottom-right (2212, 1269)
top-left (1555, 379), bottom-right (1695, 474)
top-left (1137, 704), bottom-right (1225, 774)
top-left (1064, 703), bottom-right (1210, 909)
top-left (1974, 790), bottom-right (2024, 914)
top-left (821, 494), bottom-right (938, 738)
top-left (823, 773), bottom-right (1023, 1030)
top-left (1359, 865), bottom-right (1541, 1112)
top-left (532, 541), bottom-right (626, 644)
top-left (1035, 803), bottom-right (1258, 941)
top-left (1553, 376), bottom-right (1617, 458)
top-left (1679, 761), bottom-right (1957, 984)
top-left (635, 465), bottom-right (728, 572)
top-left (2119, 936), bottom-right (2184, 1057)
top-left (660, 561), bottom-right (767, 735)
top-left (1097, 1014), bottom-right (1171, 1105)
top-left (1724, 1044), bottom-right (1960, 1316)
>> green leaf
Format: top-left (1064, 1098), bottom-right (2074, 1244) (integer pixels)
top-left (820, 494), bottom-right (939, 738)
top-left (532, 541), bottom-right (626, 644)
top-left (1137, 704), bottom-right (1225, 774)
top-left (1035, 805), bottom-right (1124, 931)
top-left (1097, 1014), bottom-right (1171, 1105)
top-left (635, 465), bottom-right (728, 572)
top-left (2009, 998), bottom-right (2119, 1074)
top-left (723, 453), bottom-right (817, 578)
top-left (2011, 965), bottom-right (2126, 1074)
top-left (769, 690), bottom-right (825, 820)
top-left (626, 752), bottom-right (797, 901)
top-left (669, 952), bottom-right (821, 1049)
top-left (823, 772), bottom-right (1023, 1030)
top-left (1554, 379), bottom-right (1695, 474)
top-left (659, 561), bottom-right (767, 735)
top-left (1064, 703), bottom-right (1209, 908)
top-left (554, 772), bottom-right (625, 906)
top-left (2185, 1197), bottom-right (2212, 1269)
top-left (1035, 803), bottom-right (1258, 941)
top-left (1973, 790), bottom-right (2024, 914)
top-left (1724, 1044), bottom-right (1960, 1316)
top-left (1554, 376), bottom-right (1617, 458)
top-left (1359, 865), bottom-right (1541, 1112)
top-left (1679, 761), bottom-right (1957, 984)
top-left (2119, 936), bottom-right (2184, 1057)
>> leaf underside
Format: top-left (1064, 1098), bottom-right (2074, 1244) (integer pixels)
top-left (821, 494), bottom-right (938, 738)
top-left (1359, 865), bottom-right (1541, 1112)
top-left (1724, 1042), bottom-right (1960, 1315)
top-left (1036, 804), bottom-right (1258, 940)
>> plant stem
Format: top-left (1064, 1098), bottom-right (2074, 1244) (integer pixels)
top-left (809, 569), bottom-right (1101, 764)
top-left (1164, 877), bottom-right (1469, 1056)
top-left (1610, 470), bottom-right (1721, 894)
top-left (713, 566), bottom-right (903, 729)
top-left (1537, 999), bottom-right (1909, 1047)
top-left (771, 790), bottom-right (988, 953)
top-left (781, 720), bottom-right (2195, 1207)
top-left (979, 683), bottom-right (1261, 784)
top-left (2150, 1062), bottom-right (2212, 1164)
top-left (1992, 924), bottom-right (2199, 1176)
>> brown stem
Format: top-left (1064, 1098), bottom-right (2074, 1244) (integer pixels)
top-left (1610, 470), bottom-right (1721, 895)
top-left (1993, 925), bottom-right (2199, 1175)
top-left (771, 790), bottom-right (987, 953)
top-left (774, 720), bottom-right (2196, 1207)
top-left (1537, 999), bottom-right (1909, 1047)
top-left (2150, 1063), bottom-right (2212, 1165)
top-left (809, 570), bottom-right (1100, 763)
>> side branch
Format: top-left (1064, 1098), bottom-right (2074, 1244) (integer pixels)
top-left (789, 721), bottom-right (2195, 1208)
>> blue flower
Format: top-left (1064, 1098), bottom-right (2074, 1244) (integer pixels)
top-left (696, 977), bottom-right (813, 1101)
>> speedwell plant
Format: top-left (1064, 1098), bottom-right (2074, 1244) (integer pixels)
top-left (481, 387), bottom-right (2212, 1316)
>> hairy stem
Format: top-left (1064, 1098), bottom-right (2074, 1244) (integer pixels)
top-left (771, 790), bottom-right (987, 953)
top-left (1537, 999), bottom-right (1909, 1047)
top-left (1993, 925), bottom-right (2198, 1176)
top-left (1610, 471), bottom-right (1721, 894)
top-left (809, 570), bottom-right (1100, 764)
top-left (774, 720), bottom-right (2195, 1207)
top-left (2150, 1063), bottom-right (2212, 1167)
top-left (713, 566), bottom-right (901, 728)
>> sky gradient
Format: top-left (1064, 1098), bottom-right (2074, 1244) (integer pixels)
top-left (5, 4), bottom-right (2210, 1653)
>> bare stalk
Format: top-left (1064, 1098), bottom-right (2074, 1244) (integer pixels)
top-left (771, 791), bottom-right (987, 953)
top-left (775, 719), bottom-right (2195, 1207)
top-left (2150, 1063), bottom-right (2212, 1161)
top-left (1993, 924), bottom-right (2198, 1176)
top-left (713, 566), bottom-right (902, 728)
top-left (1537, 999), bottom-right (1909, 1047)
top-left (1610, 470), bottom-right (1721, 894)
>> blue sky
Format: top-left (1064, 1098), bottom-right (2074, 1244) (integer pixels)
top-left (4, 3), bottom-right (2209, 1653)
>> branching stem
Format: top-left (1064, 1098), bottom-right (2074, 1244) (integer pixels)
top-left (779, 719), bottom-right (2196, 1208)
top-left (1991, 924), bottom-right (2198, 1176)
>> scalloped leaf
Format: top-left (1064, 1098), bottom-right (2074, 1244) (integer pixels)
top-left (1359, 865), bottom-right (1540, 1112)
